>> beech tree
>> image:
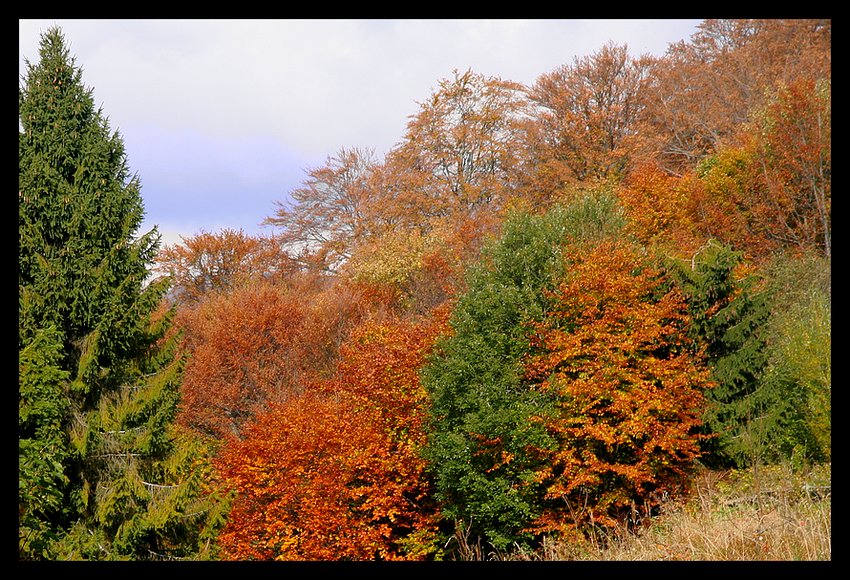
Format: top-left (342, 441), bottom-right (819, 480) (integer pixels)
top-left (748, 78), bottom-right (831, 259)
top-left (382, 68), bottom-right (532, 225)
top-left (615, 161), bottom-right (702, 256)
top-left (214, 392), bottom-right (399, 560)
top-left (175, 280), bottom-right (307, 440)
top-left (263, 147), bottom-right (378, 273)
top-left (527, 41), bottom-right (653, 196)
top-left (214, 310), bottom-right (449, 561)
top-left (641, 19), bottom-right (830, 175)
top-left (523, 240), bottom-right (711, 536)
top-left (19, 27), bottom-right (226, 559)
top-left (340, 70), bottom-right (532, 310)
top-left (665, 76), bottom-right (831, 266)
top-left (175, 274), bottom-right (400, 442)
top-left (154, 228), bottom-right (294, 305)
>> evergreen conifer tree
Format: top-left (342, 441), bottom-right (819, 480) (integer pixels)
top-left (19, 26), bottom-right (228, 560)
top-left (664, 241), bottom-right (772, 468)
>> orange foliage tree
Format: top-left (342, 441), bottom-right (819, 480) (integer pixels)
top-left (214, 392), bottom-right (407, 560)
top-left (175, 280), bottom-right (307, 440)
top-left (616, 161), bottom-right (702, 255)
top-left (747, 78), bottom-right (831, 258)
top-left (527, 41), bottom-right (654, 197)
top-left (523, 239), bottom-right (712, 534)
top-left (175, 275), bottom-right (400, 442)
top-left (337, 69), bottom-right (532, 310)
top-left (641, 19), bottom-right (830, 175)
top-left (215, 309), bottom-right (450, 560)
top-left (381, 69), bottom-right (532, 225)
top-left (354, 68), bottom-right (532, 258)
top-left (655, 76), bottom-right (832, 264)
top-left (154, 228), bottom-right (294, 305)
top-left (325, 308), bottom-right (450, 448)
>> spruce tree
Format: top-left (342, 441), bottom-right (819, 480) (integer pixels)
top-left (664, 241), bottom-right (772, 468)
top-left (19, 26), bottom-right (228, 560)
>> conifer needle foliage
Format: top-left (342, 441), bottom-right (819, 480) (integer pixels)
top-left (19, 26), bottom-right (228, 560)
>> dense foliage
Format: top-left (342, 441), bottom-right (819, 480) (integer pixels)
top-left (422, 192), bottom-right (627, 550)
top-left (21, 20), bottom-right (829, 561)
top-left (523, 239), bottom-right (711, 537)
top-left (215, 312), bottom-right (448, 560)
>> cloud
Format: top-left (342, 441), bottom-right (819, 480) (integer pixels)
top-left (20, 18), bottom-right (702, 244)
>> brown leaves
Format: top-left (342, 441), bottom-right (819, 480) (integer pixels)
top-left (215, 392), bottom-right (406, 560)
top-left (527, 41), bottom-right (654, 195)
top-left (640, 19), bottom-right (830, 175)
top-left (154, 228), bottom-right (294, 305)
top-left (175, 280), bottom-right (307, 440)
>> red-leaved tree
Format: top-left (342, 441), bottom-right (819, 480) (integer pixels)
top-left (175, 280), bottom-right (307, 440)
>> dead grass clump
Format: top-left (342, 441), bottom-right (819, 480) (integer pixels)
top-left (505, 462), bottom-right (830, 561)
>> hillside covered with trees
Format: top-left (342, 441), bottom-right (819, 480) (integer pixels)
top-left (19, 20), bottom-right (830, 561)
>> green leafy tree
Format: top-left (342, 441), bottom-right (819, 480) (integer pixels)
top-left (755, 252), bottom-right (831, 464)
top-left (422, 191), bottom-right (625, 552)
top-left (19, 26), bottom-right (228, 560)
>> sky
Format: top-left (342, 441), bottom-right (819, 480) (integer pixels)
top-left (19, 19), bottom-right (703, 248)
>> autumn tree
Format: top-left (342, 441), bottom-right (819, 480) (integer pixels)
top-left (641, 19), bottom-right (830, 175)
top-left (154, 228), bottom-right (294, 305)
top-left (326, 309), bottom-right (450, 441)
top-left (318, 310), bottom-right (451, 558)
top-left (263, 147), bottom-right (378, 273)
top-left (526, 41), bottom-right (653, 198)
top-left (615, 161), bottom-right (703, 256)
top-left (338, 69), bottom-right (534, 313)
top-left (214, 392), bottom-right (404, 560)
top-left (175, 272), bottom-right (401, 442)
top-left (663, 75), bottom-right (831, 265)
top-left (523, 239), bottom-right (711, 538)
top-left (422, 191), bottom-right (625, 552)
top-left (19, 26), bottom-right (226, 560)
top-left (379, 68), bottom-right (532, 227)
top-left (175, 280), bottom-right (307, 440)
top-left (747, 78), bottom-right (831, 259)
top-left (215, 310), bottom-right (450, 560)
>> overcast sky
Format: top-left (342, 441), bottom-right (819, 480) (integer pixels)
top-left (19, 19), bottom-right (703, 248)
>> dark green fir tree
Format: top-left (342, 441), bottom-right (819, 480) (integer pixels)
top-left (664, 240), bottom-right (772, 469)
top-left (19, 26), bottom-right (229, 560)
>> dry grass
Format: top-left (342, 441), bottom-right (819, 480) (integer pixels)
top-left (457, 462), bottom-right (831, 561)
